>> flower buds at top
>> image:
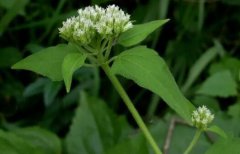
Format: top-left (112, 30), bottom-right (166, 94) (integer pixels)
top-left (59, 5), bottom-right (133, 45)
top-left (191, 105), bottom-right (214, 130)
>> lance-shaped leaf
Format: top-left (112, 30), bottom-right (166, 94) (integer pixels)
top-left (62, 53), bottom-right (87, 92)
top-left (12, 44), bottom-right (78, 81)
top-left (111, 46), bottom-right (195, 123)
top-left (118, 19), bottom-right (169, 47)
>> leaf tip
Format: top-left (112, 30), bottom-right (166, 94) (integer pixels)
top-left (162, 19), bottom-right (170, 24)
top-left (65, 83), bottom-right (71, 93)
top-left (11, 63), bottom-right (19, 70)
top-left (165, 18), bottom-right (170, 22)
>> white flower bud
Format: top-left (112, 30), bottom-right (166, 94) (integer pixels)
top-left (191, 105), bottom-right (214, 130)
top-left (59, 5), bottom-right (133, 44)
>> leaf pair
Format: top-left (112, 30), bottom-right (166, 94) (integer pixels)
top-left (12, 44), bottom-right (87, 92)
top-left (12, 19), bottom-right (169, 92)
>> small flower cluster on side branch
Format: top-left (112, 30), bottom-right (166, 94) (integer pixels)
top-left (191, 105), bottom-right (214, 130)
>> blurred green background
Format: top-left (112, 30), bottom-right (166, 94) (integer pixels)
top-left (0, 0), bottom-right (239, 154)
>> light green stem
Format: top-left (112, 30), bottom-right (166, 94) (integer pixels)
top-left (101, 63), bottom-right (162, 154)
top-left (184, 129), bottom-right (202, 154)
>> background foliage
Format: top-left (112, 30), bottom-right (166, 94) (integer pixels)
top-left (0, 0), bottom-right (239, 153)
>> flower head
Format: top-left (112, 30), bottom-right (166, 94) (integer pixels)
top-left (96, 5), bottom-right (133, 38)
top-left (59, 5), bottom-right (133, 45)
top-left (191, 105), bottom-right (214, 130)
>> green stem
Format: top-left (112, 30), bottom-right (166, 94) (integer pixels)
top-left (104, 39), bottom-right (113, 59)
top-left (184, 129), bottom-right (202, 154)
top-left (101, 63), bottom-right (162, 154)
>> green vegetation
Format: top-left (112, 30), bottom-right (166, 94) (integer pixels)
top-left (0, 0), bottom-right (240, 153)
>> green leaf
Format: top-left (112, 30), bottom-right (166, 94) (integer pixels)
top-left (207, 125), bottom-right (228, 139)
top-left (0, 127), bottom-right (61, 154)
top-left (209, 57), bottom-right (240, 80)
top-left (0, 129), bottom-right (39, 154)
top-left (118, 19), bottom-right (169, 47)
top-left (228, 101), bottom-right (240, 118)
top-left (65, 92), bottom-right (129, 154)
top-left (205, 137), bottom-right (240, 154)
top-left (13, 127), bottom-right (62, 154)
top-left (214, 112), bottom-right (240, 137)
top-left (62, 53), bottom-right (87, 92)
top-left (12, 44), bottom-right (78, 81)
top-left (0, 137), bottom-right (20, 154)
top-left (111, 46), bottom-right (195, 123)
top-left (197, 70), bottom-right (237, 97)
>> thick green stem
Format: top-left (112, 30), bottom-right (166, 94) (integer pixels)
top-left (184, 129), bottom-right (202, 154)
top-left (101, 63), bottom-right (162, 154)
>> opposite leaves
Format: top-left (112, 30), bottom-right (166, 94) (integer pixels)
top-left (111, 46), bottom-right (195, 123)
top-left (12, 44), bottom-right (78, 81)
top-left (12, 44), bottom-right (87, 92)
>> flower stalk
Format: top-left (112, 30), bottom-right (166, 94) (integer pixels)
top-left (184, 105), bottom-right (214, 154)
top-left (184, 129), bottom-right (202, 154)
top-left (59, 5), bottom-right (162, 154)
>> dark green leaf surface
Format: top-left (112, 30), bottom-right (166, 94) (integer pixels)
top-left (205, 137), bottom-right (240, 154)
top-left (118, 19), bottom-right (169, 47)
top-left (0, 129), bottom-right (39, 154)
top-left (197, 70), bottom-right (237, 97)
top-left (13, 127), bottom-right (62, 154)
top-left (65, 92), bottom-right (130, 154)
top-left (12, 44), bottom-right (78, 81)
top-left (207, 125), bottom-right (228, 139)
top-left (0, 127), bottom-right (61, 154)
top-left (111, 46), bottom-right (195, 123)
top-left (209, 57), bottom-right (240, 80)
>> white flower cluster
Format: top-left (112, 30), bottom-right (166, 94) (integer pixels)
top-left (191, 105), bottom-right (214, 130)
top-left (59, 5), bottom-right (133, 45)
